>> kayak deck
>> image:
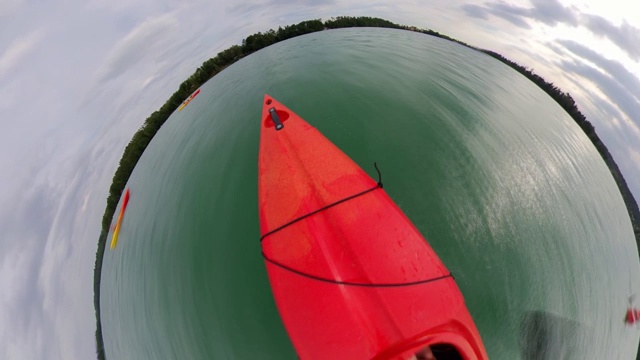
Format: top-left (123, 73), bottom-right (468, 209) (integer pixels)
top-left (258, 95), bottom-right (487, 360)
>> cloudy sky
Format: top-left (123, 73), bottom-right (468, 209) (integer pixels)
top-left (1, 0), bottom-right (638, 358)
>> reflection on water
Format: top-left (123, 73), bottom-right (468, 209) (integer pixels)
top-left (520, 311), bottom-right (590, 360)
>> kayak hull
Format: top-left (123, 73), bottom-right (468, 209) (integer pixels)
top-left (258, 95), bottom-right (487, 359)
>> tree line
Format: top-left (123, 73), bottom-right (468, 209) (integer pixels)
top-left (94, 15), bottom-right (640, 359)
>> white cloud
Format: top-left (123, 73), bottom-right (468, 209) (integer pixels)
top-left (0, 188), bottom-right (52, 359)
top-left (0, 0), bottom-right (23, 18)
top-left (96, 13), bottom-right (179, 83)
top-left (0, 76), bottom-right (19, 110)
top-left (582, 15), bottom-right (640, 61)
top-left (0, 30), bottom-right (42, 78)
top-left (458, 0), bottom-right (640, 63)
top-left (630, 148), bottom-right (640, 169)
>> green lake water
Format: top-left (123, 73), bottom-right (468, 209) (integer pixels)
top-left (101, 28), bottom-right (640, 359)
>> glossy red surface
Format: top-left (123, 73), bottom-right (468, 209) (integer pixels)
top-left (258, 95), bottom-right (487, 360)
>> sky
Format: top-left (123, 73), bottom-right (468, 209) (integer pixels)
top-left (1, 0), bottom-right (638, 358)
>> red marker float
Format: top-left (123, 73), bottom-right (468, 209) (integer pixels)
top-left (110, 188), bottom-right (130, 249)
top-left (625, 308), bottom-right (640, 325)
top-left (625, 296), bottom-right (640, 326)
top-left (258, 95), bottom-right (488, 359)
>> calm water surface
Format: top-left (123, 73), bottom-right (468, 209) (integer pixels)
top-left (101, 28), bottom-right (640, 359)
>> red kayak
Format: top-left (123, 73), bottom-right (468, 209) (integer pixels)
top-left (258, 94), bottom-right (488, 360)
top-left (110, 188), bottom-right (130, 249)
top-left (178, 88), bottom-right (200, 111)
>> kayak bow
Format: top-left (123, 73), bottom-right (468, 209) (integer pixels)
top-left (258, 95), bottom-right (488, 360)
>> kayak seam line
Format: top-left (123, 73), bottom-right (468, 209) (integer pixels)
top-left (260, 163), bottom-right (384, 242)
top-left (262, 252), bottom-right (453, 287)
top-left (260, 184), bottom-right (380, 242)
